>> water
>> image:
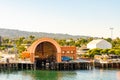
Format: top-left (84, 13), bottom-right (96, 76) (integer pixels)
top-left (0, 69), bottom-right (120, 80)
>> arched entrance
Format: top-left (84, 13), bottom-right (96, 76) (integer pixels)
top-left (35, 42), bottom-right (57, 69)
top-left (27, 38), bottom-right (61, 69)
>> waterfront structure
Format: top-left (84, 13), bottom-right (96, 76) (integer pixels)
top-left (94, 54), bottom-right (120, 68)
top-left (87, 39), bottom-right (112, 49)
top-left (0, 37), bottom-right (93, 70)
top-left (94, 54), bottom-right (120, 63)
top-left (77, 45), bottom-right (89, 55)
top-left (26, 37), bottom-right (76, 63)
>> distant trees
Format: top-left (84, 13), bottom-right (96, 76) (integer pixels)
top-left (87, 48), bottom-right (102, 58)
top-left (105, 37), bottom-right (120, 48)
top-left (78, 37), bottom-right (120, 58)
top-left (0, 35), bottom-right (36, 54)
top-left (56, 37), bottom-right (93, 47)
top-left (3, 38), bottom-right (9, 45)
top-left (86, 48), bottom-right (120, 58)
top-left (14, 35), bottom-right (36, 53)
top-left (29, 35), bottom-right (35, 41)
top-left (100, 49), bottom-right (109, 54)
top-left (0, 38), bottom-right (13, 50)
top-left (0, 36), bottom-right (120, 59)
top-left (85, 37), bottom-right (120, 58)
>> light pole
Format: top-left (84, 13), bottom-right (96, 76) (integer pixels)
top-left (109, 28), bottom-right (114, 39)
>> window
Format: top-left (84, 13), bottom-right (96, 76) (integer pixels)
top-left (62, 51), bottom-right (65, 53)
top-left (71, 51), bottom-right (74, 53)
top-left (66, 51), bottom-right (70, 53)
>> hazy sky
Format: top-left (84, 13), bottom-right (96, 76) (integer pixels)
top-left (0, 0), bottom-right (120, 38)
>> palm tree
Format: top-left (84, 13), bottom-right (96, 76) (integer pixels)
top-left (29, 35), bottom-right (35, 41)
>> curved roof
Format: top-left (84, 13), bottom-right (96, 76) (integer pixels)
top-left (87, 39), bottom-right (111, 45)
top-left (87, 39), bottom-right (112, 49)
top-left (27, 37), bottom-right (61, 53)
top-left (88, 39), bottom-right (104, 44)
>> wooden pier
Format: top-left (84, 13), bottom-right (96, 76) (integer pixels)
top-left (0, 62), bottom-right (34, 71)
top-left (0, 61), bottom-right (120, 71)
top-left (54, 62), bottom-right (93, 70)
top-left (94, 62), bottom-right (120, 68)
top-left (0, 61), bottom-right (93, 71)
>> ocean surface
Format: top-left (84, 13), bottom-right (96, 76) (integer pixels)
top-left (0, 69), bottom-right (120, 80)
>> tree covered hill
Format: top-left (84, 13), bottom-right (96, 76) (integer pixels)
top-left (0, 28), bottom-right (90, 39)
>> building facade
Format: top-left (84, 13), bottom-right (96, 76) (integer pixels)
top-left (25, 37), bottom-right (76, 63)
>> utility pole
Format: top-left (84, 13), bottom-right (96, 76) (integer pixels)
top-left (109, 28), bottom-right (114, 39)
top-left (14, 44), bottom-right (18, 60)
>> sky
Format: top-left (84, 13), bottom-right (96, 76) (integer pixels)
top-left (0, 0), bottom-right (120, 38)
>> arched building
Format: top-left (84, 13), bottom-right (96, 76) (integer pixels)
top-left (25, 37), bottom-right (76, 64)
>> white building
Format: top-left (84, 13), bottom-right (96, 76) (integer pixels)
top-left (87, 39), bottom-right (112, 49)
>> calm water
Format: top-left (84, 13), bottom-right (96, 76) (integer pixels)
top-left (0, 69), bottom-right (120, 80)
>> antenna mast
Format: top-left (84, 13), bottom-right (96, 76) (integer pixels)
top-left (109, 27), bottom-right (114, 39)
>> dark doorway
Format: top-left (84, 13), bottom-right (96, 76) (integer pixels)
top-left (35, 42), bottom-right (57, 69)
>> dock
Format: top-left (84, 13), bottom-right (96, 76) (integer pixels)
top-left (0, 60), bottom-right (120, 71)
top-left (0, 62), bottom-right (34, 71)
top-left (54, 62), bottom-right (93, 70)
top-left (94, 62), bottom-right (120, 68)
top-left (0, 59), bottom-right (93, 71)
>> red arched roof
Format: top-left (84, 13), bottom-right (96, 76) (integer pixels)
top-left (27, 37), bottom-right (61, 53)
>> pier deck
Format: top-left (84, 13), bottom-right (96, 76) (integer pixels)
top-left (0, 60), bottom-right (93, 71)
top-left (95, 62), bottom-right (120, 68)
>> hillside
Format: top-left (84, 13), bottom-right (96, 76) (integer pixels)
top-left (0, 28), bottom-right (90, 39)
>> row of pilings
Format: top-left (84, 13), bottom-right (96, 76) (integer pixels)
top-left (0, 62), bottom-right (93, 71)
top-left (0, 63), bottom-right (35, 71)
top-left (94, 62), bottom-right (120, 68)
top-left (41, 62), bottom-right (93, 70)
top-left (0, 62), bottom-right (120, 71)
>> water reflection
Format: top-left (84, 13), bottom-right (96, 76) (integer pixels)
top-left (26, 70), bottom-right (58, 80)
top-left (117, 71), bottom-right (120, 80)
top-left (0, 70), bottom-right (34, 80)
top-left (57, 71), bottom-right (77, 80)
top-left (24, 70), bottom-right (77, 80)
top-left (0, 69), bottom-right (119, 80)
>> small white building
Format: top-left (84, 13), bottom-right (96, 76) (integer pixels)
top-left (87, 39), bottom-right (112, 49)
top-left (77, 45), bottom-right (89, 55)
